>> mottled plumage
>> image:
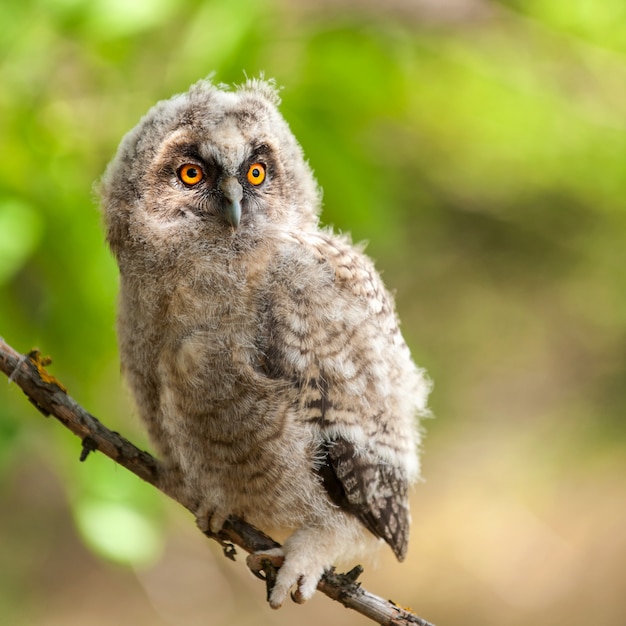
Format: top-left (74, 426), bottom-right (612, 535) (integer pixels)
top-left (99, 78), bottom-right (430, 608)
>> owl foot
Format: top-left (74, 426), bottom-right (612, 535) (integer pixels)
top-left (246, 544), bottom-right (328, 609)
top-left (194, 505), bottom-right (228, 536)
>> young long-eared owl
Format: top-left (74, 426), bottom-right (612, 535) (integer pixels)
top-left (99, 78), bottom-right (431, 608)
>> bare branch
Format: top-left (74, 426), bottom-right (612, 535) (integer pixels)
top-left (0, 336), bottom-right (435, 626)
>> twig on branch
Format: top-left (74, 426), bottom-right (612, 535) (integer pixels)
top-left (0, 336), bottom-right (435, 626)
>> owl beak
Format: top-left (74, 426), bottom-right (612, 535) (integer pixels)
top-left (219, 177), bottom-right (243, 230)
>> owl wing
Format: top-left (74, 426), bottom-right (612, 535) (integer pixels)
top-left (316, 421), bottom-right (410, 561)
top-left (264, 231), bottom-right (417, 560)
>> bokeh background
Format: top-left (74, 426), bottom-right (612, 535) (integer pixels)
top-left (1, 0), bottom-right (625, 624)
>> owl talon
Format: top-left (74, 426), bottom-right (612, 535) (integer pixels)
top-left (246, 551), bottom-right (285, 577)
top-left (290, 577), bottom-right (307, 604)
top-left (246, 551), bottom-right (285, 602)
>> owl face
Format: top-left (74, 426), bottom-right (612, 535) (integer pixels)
top-left (101, 79), bottom-right (321, 255)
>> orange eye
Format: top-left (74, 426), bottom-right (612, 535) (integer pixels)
top-left (247, 163), bottom-right (266, 186)
top-left (178, 163), bottom-right (204, 186)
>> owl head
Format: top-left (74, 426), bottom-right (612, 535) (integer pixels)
top-left (100, 78), bottom-right (321, 258)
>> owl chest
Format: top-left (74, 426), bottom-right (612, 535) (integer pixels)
top-left (121, 259), bottom-right (266, 383)
top-left (161, 275), bottom-right (264, 387)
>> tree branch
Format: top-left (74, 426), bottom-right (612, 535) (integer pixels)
top-left (0, 336), bottom-right (435, 626)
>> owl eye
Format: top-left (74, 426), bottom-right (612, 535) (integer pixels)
top-left (178, 163), bottom-right (204, 186)
top-left (247, 163), bottom-right (266, 186)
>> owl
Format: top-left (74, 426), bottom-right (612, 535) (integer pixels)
top-left (99, 78), bottom-right (430, 608)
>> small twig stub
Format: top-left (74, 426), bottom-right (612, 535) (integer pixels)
top-left (80, 436), bottom-right (98, 462)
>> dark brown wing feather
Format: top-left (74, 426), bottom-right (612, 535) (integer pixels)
top-left (316, 438), bottom-right (409, 561)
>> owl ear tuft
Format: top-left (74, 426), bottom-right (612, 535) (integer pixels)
top-left (239, 75), bottom-right (282, 106)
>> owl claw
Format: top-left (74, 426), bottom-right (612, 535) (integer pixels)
top-left (194, 506), bottom-right (228, 535)
top-left (290, 577), bottom-right (307, 604)
top-left (246, 549), bottom-right (286, 604)
top-left (246, 550), bottom-right (285, 579)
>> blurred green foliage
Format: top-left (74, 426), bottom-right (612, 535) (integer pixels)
top-left (1, 1), bottom-right (625, 625)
